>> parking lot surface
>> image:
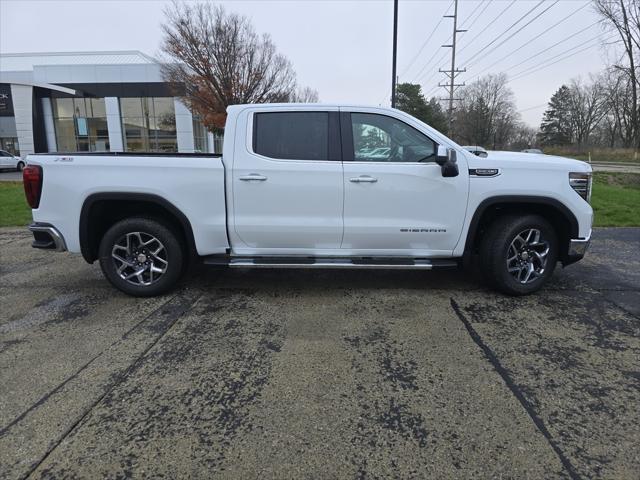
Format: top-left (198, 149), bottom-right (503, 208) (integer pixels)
top-left (1, 227), bottom-right (639, 479)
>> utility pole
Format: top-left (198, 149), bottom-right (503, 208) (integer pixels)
top-left (439, 0), bottom-right (466, 135)
top-left (391, 0), bottom-right (398, 108)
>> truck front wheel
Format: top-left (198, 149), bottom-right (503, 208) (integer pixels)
top-left (98, 217), bottom-right (184, 297)
top-left (480, 214), bottom-right (558, 295)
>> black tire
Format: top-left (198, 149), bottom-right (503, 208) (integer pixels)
top-left (16, 161), bottom-right (25, 172)
top-left (480, 214), bottom-right (558, 295)
top-left (98, 217), bottom-right (184, 297)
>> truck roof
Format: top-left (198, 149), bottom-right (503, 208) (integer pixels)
top-left (226, 103), bottom-right (398, 113)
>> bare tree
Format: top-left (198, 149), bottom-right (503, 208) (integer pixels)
top-left (595, 0), bottom-right (640, 147)
top-left (510, 125), bottom-right (539, 150)
top-left (567, 76), bottom-right (609, 146)
top-left (161, 2), bottom-right (310, 129)
top-left (291, 86), bottom-right (320, 103)
top-left (454, 73), bottom-right (520, 149)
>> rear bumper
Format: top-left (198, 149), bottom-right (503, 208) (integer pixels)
top-left (28, 223), bottom-right (67, 252)
top-left (564, 234), bottom-right (590, 266)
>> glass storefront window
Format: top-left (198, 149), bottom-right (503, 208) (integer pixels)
top-left (0, 137), bottom-right (19, 156)
top-left (52, 97), bottom-right (109, 152)
top-left (192, 116), bottom-right (209, 153)
top-left (121, 97), bottom-right (177, 152)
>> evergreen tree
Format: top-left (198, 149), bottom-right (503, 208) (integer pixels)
top-left (395, 83), bottom-right (447, 132)
top-left (539, 85), bottom-right (573, 145)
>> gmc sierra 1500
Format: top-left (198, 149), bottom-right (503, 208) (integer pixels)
top-left (23, 104), bottom-right (593, 296)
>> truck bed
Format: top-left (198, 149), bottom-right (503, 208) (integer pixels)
top-left (27, 152), bottom-right (229, 256)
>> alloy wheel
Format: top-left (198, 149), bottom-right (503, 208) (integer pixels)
top-left (111, 231), bottom-right (168, 286)
top-left (506, 228), bottom-right (550, 284)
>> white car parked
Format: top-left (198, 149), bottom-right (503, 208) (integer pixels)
top-left (0, 150), bottom-right (24, 171)
top-left (462, 146), bottom-right (488, 158)
top-left (23, 103), bottom-right (593, 297)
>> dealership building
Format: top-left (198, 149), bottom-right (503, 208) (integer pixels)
top-left (0, 51), bottom-right (219, 158)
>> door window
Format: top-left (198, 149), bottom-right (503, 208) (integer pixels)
top-left (253, 112), bottom-right (329, 160)
top-left (351, 113), bottom-right (436, 163)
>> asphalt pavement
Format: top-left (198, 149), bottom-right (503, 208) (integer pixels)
top-left (1, 227), bottom-right (639, 479)
top-left (590, 162), bottom-right (640, 174)
top-left (0, 170), bottom-right (22, 181)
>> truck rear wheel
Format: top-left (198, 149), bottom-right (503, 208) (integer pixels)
top-left (98, 217), bottom-right (184, 297)
top-left (480, 214), bottom-right (558, 295)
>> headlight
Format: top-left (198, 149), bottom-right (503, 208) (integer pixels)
top-left (569, 172), bottom-right (592, 203)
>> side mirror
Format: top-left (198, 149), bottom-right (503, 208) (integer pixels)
top-left (435, 146), bottom-right (459, 177)
top-left (436, 145), bottom-right (448, 166)
top-left (447, 148), bottom-right (457, 164)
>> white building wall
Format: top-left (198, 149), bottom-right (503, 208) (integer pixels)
top-left (174, 98), bottom-right (194, 153)
top-left (41, 97), bottom-right (57, 152)
top-left (10, 84), bottom-right (34, 158)
top-left (105, 97), bottom-right (124, 152)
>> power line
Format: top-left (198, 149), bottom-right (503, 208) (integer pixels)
top-left (461, 0), bottom-right (491, 29)
top-left (412, 36), bottom-right (451, 83)
top-left (510, 37), bottom-right (609, 82)
top-left (412, 0), bottom-right (496, 88)
top-left (462, 0), bottom-right (547, 65)
top-left (505, 21), bottom-right (602, 75)
top-left (399, 0), bottom-right (454, 78)
top-left (509, 34), bottom-right (615, 82)
top-left (411, 0), bottom-right (493, 85)
top-left (457, 0), bottom-right (517, 55)
top-left (469, 2), bottom-right (591, 78)
top-left (418, 0), bottom-right (494, 96)
top-left (440, 0), bottom-right (466, 134)
top-left (519, 102), bottom-right (549, 113)
top-left (466, 0), bottom-right (559, 69)
top-left (416, 47), bottom-right (450, 83)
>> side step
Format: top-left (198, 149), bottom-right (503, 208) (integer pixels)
top-left (203, 256), bottom-right (459, 270)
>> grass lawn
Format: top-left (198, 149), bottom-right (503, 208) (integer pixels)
top-left (0, 174), bottom-right (638, 228)
top-left (591, 173), bottom-right (640, 227)
top-left (0, 182), bottom-right (32, 227)
top-left (544, 147), bottom-right (639, 164)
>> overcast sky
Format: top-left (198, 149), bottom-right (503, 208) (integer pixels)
top-left (0, 0), bottom-right (619, 127)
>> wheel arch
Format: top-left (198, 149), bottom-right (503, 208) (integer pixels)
top-left (463, 195), bottom-right (579, 266)
top-left (80, 192), bottom-right (196, 263)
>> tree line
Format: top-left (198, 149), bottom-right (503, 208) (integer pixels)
top-left (398, 0), bottom-right (639, 151)
top-left (161, 0), bottom-right (637, 152)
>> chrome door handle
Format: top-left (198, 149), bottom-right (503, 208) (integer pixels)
top-left (239, 174), bottom-right (267, 181)
top-left (350, 176), bottom-right (378, 183)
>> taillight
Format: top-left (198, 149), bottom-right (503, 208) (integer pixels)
top-left (23, 165), bottom-right (43, 209)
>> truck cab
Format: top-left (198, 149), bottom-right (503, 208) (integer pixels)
top-left (226, 105), bottom-right (468, 257)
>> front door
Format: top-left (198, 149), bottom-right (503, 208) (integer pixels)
top-left (232, 109), bottom-right (343, 252)
top-left (341, 110), bottom-right (469, 256)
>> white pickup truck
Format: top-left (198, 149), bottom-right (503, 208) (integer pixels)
top-left (23, 104), bottom-right (593, 296)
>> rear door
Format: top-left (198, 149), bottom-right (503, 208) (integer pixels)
top-left (231, 108), bottom-right (343, 252)
top-left (340, 110), bottom-right (469, 255)
top-left (0, 151), bottom-right (14, 167)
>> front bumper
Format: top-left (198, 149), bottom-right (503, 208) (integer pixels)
top-left (28, 223), bottom-right (67, 252)
top-left (564, 234), bottom-right (591, 266)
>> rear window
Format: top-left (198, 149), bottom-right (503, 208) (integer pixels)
top-left (253, 112), bottom-right (329, 160)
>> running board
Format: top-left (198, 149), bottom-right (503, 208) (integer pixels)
top-left (203, 256), bottom-right (459, 270)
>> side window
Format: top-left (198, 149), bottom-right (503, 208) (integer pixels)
top-left (351, 113), bottom-right (436, 163)
top-left (253, 112), bottom-right (329, 160)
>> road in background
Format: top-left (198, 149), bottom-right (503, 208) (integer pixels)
top-left (590, 162), bottom-right (640, 174)
top-left (0, 171), bottom-right (21, 182)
